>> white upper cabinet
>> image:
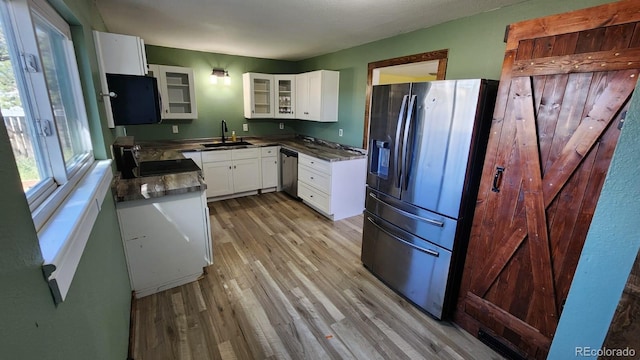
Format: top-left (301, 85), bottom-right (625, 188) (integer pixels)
top-left (274, 75), bottom-right (296, 119)
top-left (93, 30), bottom-right (148, 128)
top-left (148, 65), bottom-right (198, 120)
top-left (295, 70), bottom-right (339, 122)
top-left (243, 73), bottom-right (274, 118)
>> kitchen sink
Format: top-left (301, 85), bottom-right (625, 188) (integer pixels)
top-left (202, 141), bottom-right (252, 148)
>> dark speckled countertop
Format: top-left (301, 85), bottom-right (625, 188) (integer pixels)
top-left (113, 147), bottom-right (206, 202)
top-left (113, 135), bottom-right (367, 202)
top-left (135, 135), bottom-right (367, 162)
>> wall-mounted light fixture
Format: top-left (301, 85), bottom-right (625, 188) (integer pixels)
top-left (210, 68), bottom-right (231, 85)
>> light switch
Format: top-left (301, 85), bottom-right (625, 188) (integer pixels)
top-left (243, 123), bottom-right (249, 131)
top-left (172, 125), bottom-right (179, 134)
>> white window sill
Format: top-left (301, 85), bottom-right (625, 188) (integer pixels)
top-left (40, 160), bottom-right (113, 304)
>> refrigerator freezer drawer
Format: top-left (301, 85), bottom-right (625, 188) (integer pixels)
top-left (361, 213), bottom-right (452, 319)
top-left (365, 188), bottom-right (457, 251)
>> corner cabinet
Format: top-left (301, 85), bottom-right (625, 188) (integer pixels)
top-left (243, 73), bottom-right (274, 118)
top-left (93, 30), bottom-right (148, 128)
top-left (296, 70), bottom-right (339, 122)
top-left (148, 64), bottom-right (198, 120)
top-left (242, 70), bottom-right (339, 121)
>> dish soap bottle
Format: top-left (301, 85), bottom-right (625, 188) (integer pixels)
top-left (231, 130), bottom-right (237, 142)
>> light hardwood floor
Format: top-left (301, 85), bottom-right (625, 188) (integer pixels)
top-left (132, 192), bottom-right (503, 360)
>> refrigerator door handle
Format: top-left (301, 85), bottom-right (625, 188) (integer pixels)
top-left (369, 192), bottom-right (445, 227)
top-left (366, 216), bottom-right (440, 257)
top-left (395, 95), bottom-right (409, 186)
top-left (401, 95), bottom-right (417, 190)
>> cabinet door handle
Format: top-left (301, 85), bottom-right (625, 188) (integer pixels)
top-left (492, 166), bottom-right (505, 193)
top-left (310, 176), bottom-right (314, 180)
top-left (228, 166), bottom-right (232, 169)
top-left (234, 165), bottom-right (236, 169)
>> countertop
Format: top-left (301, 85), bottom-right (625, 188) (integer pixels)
top-left (136, 135), bottom-right (367, 162)
top-left (113, 135), bottom-right (367, 202)
top-left (112, 147), bottom-right (206, 202)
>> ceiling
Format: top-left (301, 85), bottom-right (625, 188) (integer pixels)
top-left (95, 0), bottom-right (527, 61)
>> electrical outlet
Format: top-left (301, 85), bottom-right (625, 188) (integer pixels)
top-left (279, 122), bottom-right (284, 130)
top-left (339, 128), bottom-right (343, 137)
top-left (243, 123), bottom-right (249, 131)
top-left (172, 125), bottom-right (179, 134)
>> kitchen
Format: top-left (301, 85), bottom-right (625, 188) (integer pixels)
top-left (1, 0), bottom-right (639, 359)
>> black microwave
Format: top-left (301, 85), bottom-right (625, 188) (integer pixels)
top-left (106, 73), bottom-right (162, 125)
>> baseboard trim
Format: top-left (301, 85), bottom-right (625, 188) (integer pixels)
top-left (127, 291), bottom-right (137, 360)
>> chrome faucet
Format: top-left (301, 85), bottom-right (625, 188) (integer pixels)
top-left (221, 119), bottom-right (228, 143)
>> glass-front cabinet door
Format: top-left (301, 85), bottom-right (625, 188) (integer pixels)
top-left (274, 75), bottom-right (295, 119)
top-left (242, 73), bottom-right (274, 118)
top-left (148, 64), bottom-right (198, 120)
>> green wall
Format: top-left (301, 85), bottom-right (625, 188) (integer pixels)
top-left (124, 46), bottom-right (300, 141)
top-left (125, 0), bottom-right (617, 149)
top-left (0, 0), bottom-right (132, 358)
top-left (296, 0), bottom-right (617, 147)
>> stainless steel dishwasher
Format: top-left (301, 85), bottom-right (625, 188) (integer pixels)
top-left (280, 148), bottom-right (298, 198)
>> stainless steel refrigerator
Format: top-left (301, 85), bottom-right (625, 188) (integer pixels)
top-left (361, 79), bottom-right (498, 319)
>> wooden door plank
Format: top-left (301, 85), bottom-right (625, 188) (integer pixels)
top-left (516, 39), bottom-right (535, 60)
top-left (600, 23), bottom-right (636, 51)
top-left (575, 28), bottom-right (606, 54)
top-left (536, 74), bottom-right (569, 172)
top-left (512, 77), bottom-right (558, 337)
top-left (505, 0), bottom-right (640, 51)
top-left (461, 50), bottom-right (517, 290)
top-left (551, 33), bottom-right (579, 57)
top-left (512, 47), bottom-right (640, 76)
top-left (532, 36), bottom-right (556, 58)
top-left (542, 69), bottom-right (638, 203)
top-left (630, 23), bottom-right (640, 48)
top-left (555, 109), bottom-right (626, 306)
top-left (542, 72), bottom-right (593, 173)
top-left (470, 70), bottom-right (636, 298)
top-left (464, 292), bottom-right (551, 351)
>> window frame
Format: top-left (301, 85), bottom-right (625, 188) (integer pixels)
top-left (3, 0), bottom-right (94, 231)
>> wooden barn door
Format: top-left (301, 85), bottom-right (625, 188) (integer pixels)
top-left (454, 1), bottom-right (640, 359)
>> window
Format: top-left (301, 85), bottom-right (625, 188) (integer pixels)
top-left (0, 0), bottom-right (93, 230)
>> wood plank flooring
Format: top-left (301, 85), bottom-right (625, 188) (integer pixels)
top-left (132, 192), bottom-right (503, 360)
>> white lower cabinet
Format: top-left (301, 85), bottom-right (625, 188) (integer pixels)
top-left (298, 153), bottom-right (366, 220)
top-left (202, 148), bottom-right (261, 199)
top-left (232, 157), bottom-right (261, 192)
top-left (261, 146), bottom-right (279, 191)
top-left (204, 161), bottom-right (234, 197)
top-left (117, 191), bottom-right (212, 298)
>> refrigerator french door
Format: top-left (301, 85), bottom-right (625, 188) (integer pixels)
top-left (362, 79), bottom-right (498, 319)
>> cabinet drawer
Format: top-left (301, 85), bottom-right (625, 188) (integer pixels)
top-left (261, 146), bottom-right (278, 157)
top-left (232, 148), bottom-right (260, 160)
top-left (201, 150), bottom-right (231, 163)
top-left (299, 165), bottom-right (331, 193)
top-left (299, 153), bottom-right (331, 174)
top-left (298, 182), bottom-right (331, 214)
